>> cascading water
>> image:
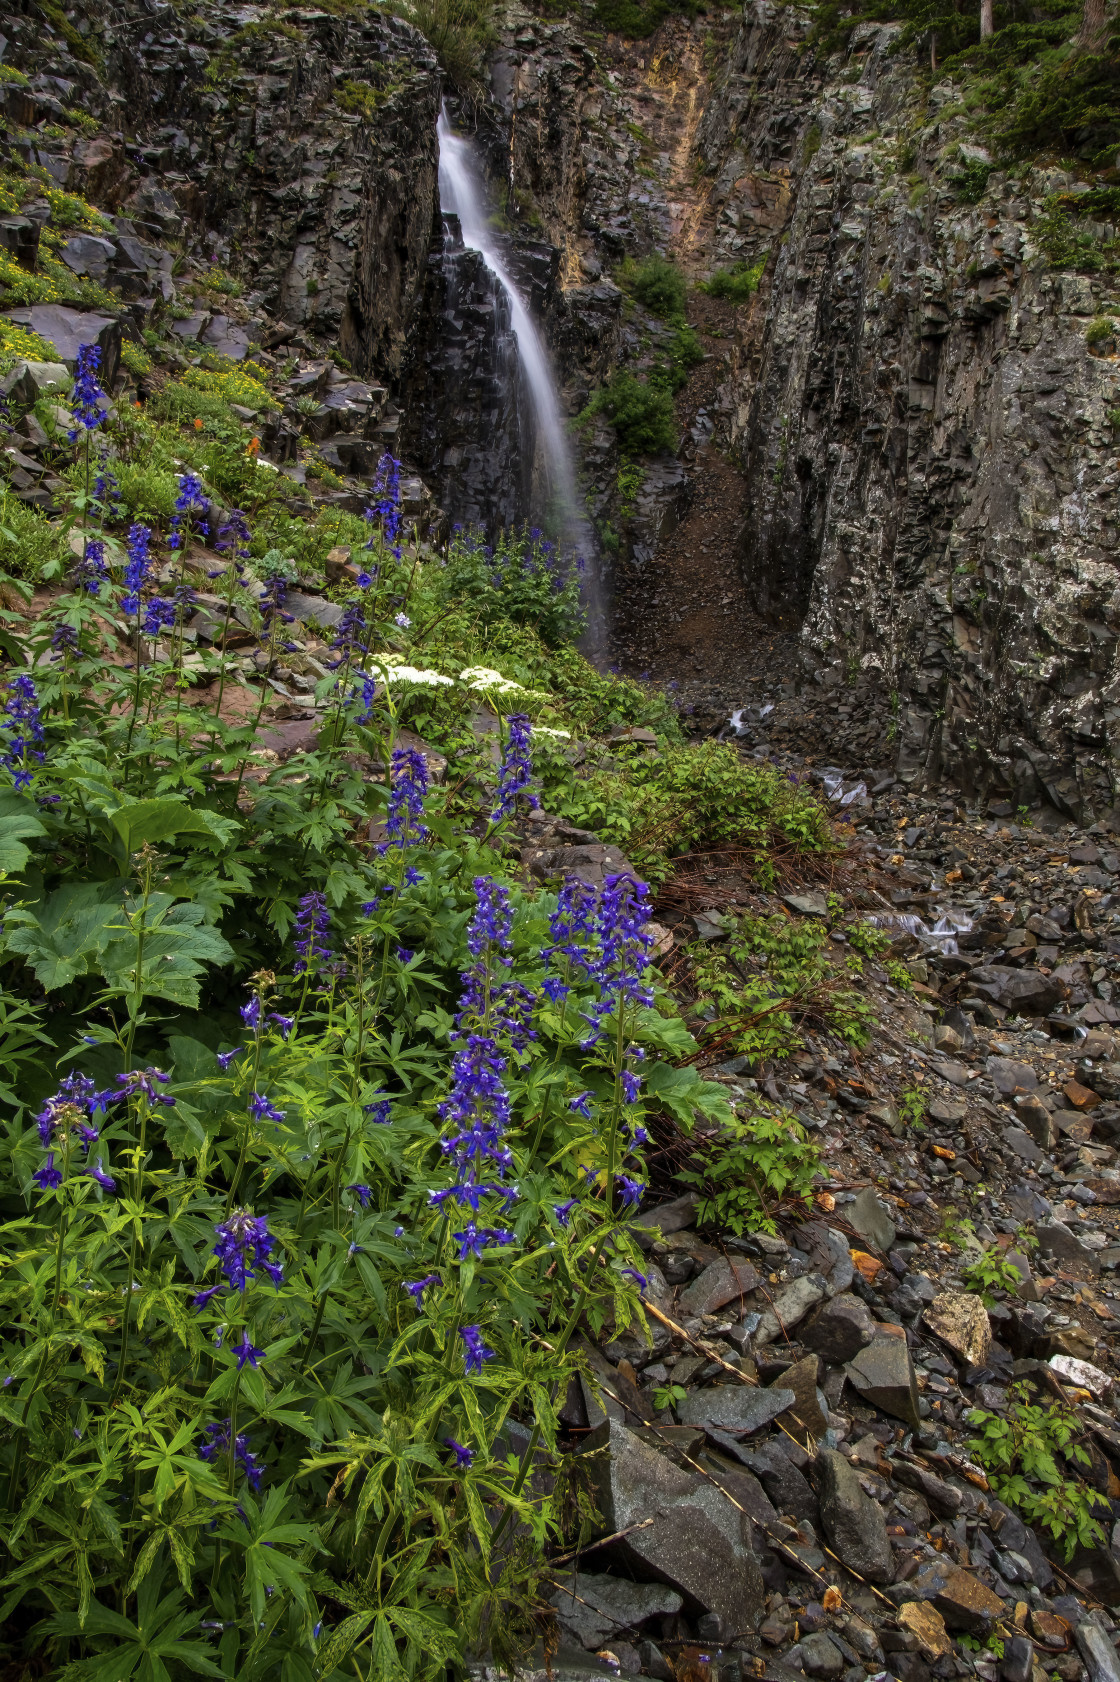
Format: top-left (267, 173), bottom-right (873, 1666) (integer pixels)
top-left (435, 106), bottom-right (601, 644)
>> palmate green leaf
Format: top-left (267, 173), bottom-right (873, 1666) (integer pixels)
top-left (370, 1613), bottom-right (410, 1682)
top-left (385, 1605), bottom-right (461, 1665)
top-left (0, 791), bottom-right (47, 874)
top-left (3, 880), bottom-right (123, 990)
top-left (103, 797), bottom-right (240, 864)
top-left (99, 899), bottom-right (236, 1007)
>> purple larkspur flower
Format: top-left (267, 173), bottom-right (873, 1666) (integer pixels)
top-left (490, 713), bottom-right (538, 823)
top-left (199, 1418), bottom-right (265, 1491)
top-left (240, 995), bottom-right (261, 1033)
top-left (85, 1158), bottom-right (115, 1192)
top-left (69, 342), bottom-right (104, 437)
top-left (141, 596), bottom-right (177, 638)
top-left (268, 1013), bottom-right (294, 1039)
top-left (617, 1175), bottom-right (645, 1208)
top-left (32, 1151), bottom-right (62, 1191)
top-left (347, 1183), bottom-right (372, 1208)
top-left (73, 537), bottom-right (108, 596)
top-left (459, 1325), bottom-right (495, 1376)
top-left (553, 1198), bottom-right (578, 1227)
top-left (293, 889), bottom-right (332, 975)
top-left (217, 1047), bottom-right (244, 1072)
top-left (452, 1221), bottom-right (514, 1261)
top-left (445, 1437), bottom-right (473, 1469)
top-left (2, 673), bottom-right (45, 791)
top-left (363, 1096), bottom-right (391, 1125)
top-left (121, 523), bottom-right (152, 616)
top-left (213, 1207), bottom-right (283, 1293)
top-left (232, 1334), bottom-right (265, 1370)
top-left (569, 1092), bottom-right (593, 1118)
top-left (169, 472), bottom-right (209, 550)
top-left (378, 747), bottom-right (429, 853)
top-left (249, 1092), bottom-right (285, 1125)
top-left (403, 1274), bottom-right (441, 1301)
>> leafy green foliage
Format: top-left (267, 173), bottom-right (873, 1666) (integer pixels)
top-left (579, 370), bottom-right (677, 455)
top-left (898, 1085), bottom-right (928, 1128)
top-left (679, 1111), bottom-right (821, 1235)
top-left (961, 1244), bottom-right (1025, 1305)
top-left (588, 0), bottom-right (700, 42)
top-left (701, 256), bottom-right (767, 303)
top-left (968, 1383), bottom-right (1110, 1558)
top-left (648, 326), bottom-right (705, 395)
top-left (619, 253), bottom-right (688, 321)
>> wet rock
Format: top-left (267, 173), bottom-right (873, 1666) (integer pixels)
top-left (754, 1273), bottom-right (829, 1347)
top-left (812, 1447), bottom-right (893, 1583)
top-left (772, 1354), bottom-right (829, 1438)
top-left (932, 1569), bottom-right (1008, 1635)
top-left (784, 890), bottom-right (830, 917)
top-left (739, 1440), bottom-right (821, 1525)
top-left (800, 1632), bottom-right (845, 1677)
top-left (845, 1334), bottom-right (921, 1428)
top-left (679, 1256), bottom-right (762, 1317)
top-left (987, 1058), bottom-right (1039, 1096)
top-left (1001, 1634), bottom-right (1034, 1682)
top-left (677, 1382), bottom-right (795, 1433)
top-left (923, 1291), bottom-right (992, 1366)
top-left (1049, 1354), bottom-right (1113, 1397)
top-left (891, 1461), bottom-right (962, 1519)
top-left (1035, 1220), bottom-right (1101, 1275)
top-left (969, 967), bottom-right (1064, 1018)
top-left (847, 1186), bottom-right (897, 1252)
top-left (581, 1419), bottom-right (765, 1641)
top-left (524, 841), bottom-right (637, 888)
top-left (1004, 1126), bottom-right (1046, 1164)
top-left (897, 1601), bottom-right (952, 1658)
top-left (1074, 1625), bottom-right (1120, 1682)
top-left (632, 1192), bottom-right (699, 1242)
top-left (548, 1573), bottom-right (683, 1651)
top-left (801, 1293), bottom-right (875, 1365)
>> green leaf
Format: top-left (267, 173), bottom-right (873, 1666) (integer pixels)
top-left (0, 792), bottom-right (46, 874)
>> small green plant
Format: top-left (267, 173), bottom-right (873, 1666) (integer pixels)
top-left (653, 1381), bottom-right (689, 1411)
top-left (701, 257), bottom-right (767, 303)
top-left (578, 371), bottom-right (676, 455)
top-left (968, 1383), bottom-right (1110, 1559)
top-left (1086, 315), bottom-right (1117, 346)
top-left (885, 959), bottom-right (914, 991)
top-left (961, 1244), bottom-right (1025, 1305)
top-left (679, 1110), bottom-right (821, 1236)
top-left (616, 458), bottom-right (645, 516)
top-left (898, 1085), bottom-right (928, 1129)
top-left (951, 159), bottom-right (992, 203)
top-left (618, 253), bottom-right (688, 321)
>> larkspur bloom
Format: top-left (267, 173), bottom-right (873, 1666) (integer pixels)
top-left (395, 612), bottom-right (411, 628)
top-left (192, 1284), bottom-right (223, 1311)
top-left (232, 1334), bottom-right (265, 1371)
top-left (212, 1208), bottom-right (284, 1293)
top-left (169, 472), bottom-right (210, 549)
top-left (293, 890), bottom-right (332, 975)
top-left (578, 874), bottom-right (655, 1049)
top-left (217, 1047), bottom-right (244, 1072)
top-left (490, 713), bottom-right (538, 823)
top-left (621, 1071), bottom-right (642, 1104)
top-left (459, 1325), bottom-right (495, 1376)
top-left (569, 1092), bottom-right (593, 1118)
top-left (240, 995), bottom-right (261, 1033)
top-left (445, 1438), bottom-right (473, 1469)
top-left (249, 1092), bottom-right (285, 1125)
top-left (621, 1267), bottom-right (649, 1290)
top-left (404, 866), bottom-right (423, 886)
top-left (403, 1274), bottom-right (441, 1301)
top-left (92, 453), bottom-right (123, 520)
top-left (199, 1420), bottom-right (265, 1491)
top-left (346, 1184), bottom-right (372, 1208)
top-left (85, 1158), bottom-right (115, 1192)
top-left (115, 1067), bottom-right (175, 1106)
top-left (452, 1221), bottom-right (514, 1261)
top-left (141, 597), bottom-right (177, 638)
top-left (214, 508), bottom-right (251, 560)
top-left (36, 1073), bottom-right (101, 1146)
top-left (378, 747), bottom-right (429, 853)
top-left (553, 1198), bottom-right (578, 1226)
top-left (617, 1175), bottom-right (645, 1208)
top-left (329, 599), bottom-right (369, 669)
top-left (69, 342), bottom-right (104, 438)
top-left (32, 1152), bottom-right (62, 1191)
top-left (121, 523), bottom-right (153, 616)
top-left (259, 573), bottom-right (294, 638)
top-left (396, 947), bottom-right (414, 965)
top-left (365, 452), bottom-right (402, 557)
top-left (542, 975), bottom-right (569, 1004)
top-left (72, 537), bottom-right (108, 596)
top-left (1, 673), bottom-right (45, 791)
top-left (363, 1096), bottom-right (391, 1125)
top-left (268, 1013), bottom-right (294, 1039)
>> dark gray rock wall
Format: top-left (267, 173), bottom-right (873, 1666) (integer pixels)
top-left (699, 1), bottom-right (1120, 817)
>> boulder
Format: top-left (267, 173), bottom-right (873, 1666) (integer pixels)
top-left (772, 1355), bottom-right (829, 1439)
top-left (845, 1334), bottom-right (921, 1428)
top-left (753, 1273), bottom-right (829, 1347)
top-left (738, 1440), bottom-right (820, 1526)
top-left (970, 965), bottom-right (1064, 1017)
top-left (677, 1383), bottom-right (794, 1434)
top-left (1035, 1219), bottom-right (1100, 1275)
top-left (581, 1419), bottom-right (765, 1641)
top-left (932, 1569), bottom-right (1008, 1635)
top-left (1076, 1623), bottom-right (1120, 1682)
top-left (812, 1447), bottom-right (893, 1583)
top-left (799, 1632), bottom-right (844, 1677)
top-left (3, 304), bottom-right (121, 386)
top-left (847, 1186), bottom-right (897, 1252)
top-left (801, 1293), bottom-right (875, 1363)
top-left (549, 1572), bottom-right (683, 1651)
top-left (897, 1601), bottom-right (952, 1659)
top-left (923, 1291), bottom-right (992, 1366)
top-left (679, 1256), bottom-right (762, 1317)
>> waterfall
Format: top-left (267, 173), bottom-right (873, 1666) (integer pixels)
top-left (436, 106), bottom-right (601, 644)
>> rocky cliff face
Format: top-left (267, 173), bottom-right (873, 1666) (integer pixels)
top-left (3, 0), bottom-right (441, 385)
top-left (695, 3), bottom-right (1120, 820)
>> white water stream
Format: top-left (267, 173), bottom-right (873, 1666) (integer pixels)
top-left (436, 107), bottom-right (601, 639)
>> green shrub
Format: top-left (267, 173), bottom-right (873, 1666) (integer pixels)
top-left (398, 0), bottom-right (494, 84)
top-left (579, 371), bottom-right (677, 455)
top-left (1086, 314), bottom-right (1117, 344)
top-left (649, 325), bottom-right (705, 394)
top-left (968, 1382), bottom-right (1110, 1559)
top-left (0, 491), bottom-right (68, 581)
top-left (701, 256), bottom-right (767, 303)
top-left (679, 1110), bottom-right (821, 1236)
top-left (951, 159), bottom-right (992, 202)
top-left (590, 0), bottom-right (700, 38)
top-left (621, 253), bottom-right (688, 320)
